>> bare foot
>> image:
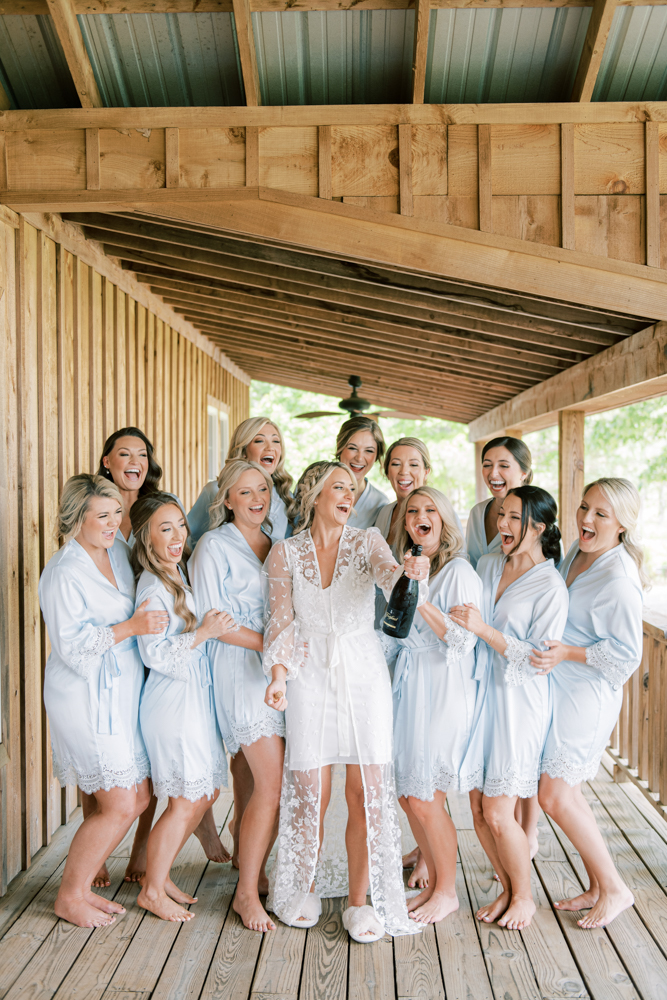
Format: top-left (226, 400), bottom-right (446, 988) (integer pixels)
top-left (233, 887), bottom-right (275, 932)
top-left (554, 888), bottom-right (599, 912)
top-left (91, 864), bottom-right (111, 888)
top-left (164, 878), bottom-right (197, 906)
top-left (194, 819), bottom-right (231, 864)
top-left (137, 887), bottom-right (194, 922)
top-left (124, 843), bottom-right (148, 883)
top-left (577, 887), bottom-right (634, 928)
top-left (228, 817), bottom-right (240, 870)
top-left (407, 854), bottom-right (429, 890)
top-left (55, 896), bottom-right (117, 928)
top-left (498, 895), bottom-right (536, 930)
top-left (477, 888), bottom-right (510, 923)
top-left (527, 831), bottom-right (539, 861)
top-left (410, 891), bottom-right (459, 924)
top-left (407, 886), bottom-right (432, 913)
top-left (84, 890), bottom-right (125, 915)
top-left (403, 847), bottom-right (420, 869)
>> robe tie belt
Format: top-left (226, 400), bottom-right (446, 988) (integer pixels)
top-left (221, 611), bottom-right (264, 720)
top-left (392, 636), bottom-right (440, 698)
top-left (301, 625), bottom-right (374, 758)
top-left (98, 636), bottom-right (137, 736)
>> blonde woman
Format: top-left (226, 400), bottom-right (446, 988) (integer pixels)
top-left (131, 493), bottom-right (234, 922)
top-left (336, 416), bottom-right (389, 528)
top-left (535, 478), bottom-right (644, 929)
top-left (189, 459), bottom-right (285, 933)
top-left (264, 461), bottom-right (429, 941)
top-left (375, 437), bottom-right (432, 547)
top-left (188, 417), bottom-right (293, 544)
top-left (388, 488), bottom-right (482, 924)
top-left (39, 474), bottom-right (166, 928)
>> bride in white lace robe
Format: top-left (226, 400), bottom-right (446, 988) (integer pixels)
top-left (263, 461), bottom-right (429, 938)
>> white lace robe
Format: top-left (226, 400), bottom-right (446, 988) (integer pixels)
top-left (263, 525), bottom-right (426, 936)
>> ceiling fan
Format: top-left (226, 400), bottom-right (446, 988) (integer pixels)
top-left (295, 376), bottom-right (425, 421)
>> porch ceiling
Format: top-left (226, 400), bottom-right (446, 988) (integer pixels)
top-left (64, 206), bottom-right (647, 423)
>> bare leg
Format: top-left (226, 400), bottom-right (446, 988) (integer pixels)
top-left (81, 792), bottom-right (110, 888)
top-left (519, 796), bottom-right (540, 860)
top-left (402, 792), bottom-right (459, 923)
top-left (403, 846), bottom-right (420, 869)
top-left (125, 791), bottom-right (158, 882)
top-left (482, 794), bottom-right (535, 930)
top-left (193, 806), bottom-right (231, 864)
top-left (469, 790), bottom-right (511, 923)
top-left (232, 735), bottom-right (284, 932)
top-left (345, 765), bottom-right (371, 909)
top-left (538, 775), bottom-right (633, 927)
top-left (228, 750), bottom-right (254, 869)
top-left (55, 780), bottom-right (150, 928)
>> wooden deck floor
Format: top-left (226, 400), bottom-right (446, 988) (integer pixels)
top-left (2, 754), bottom-right (667, 1000)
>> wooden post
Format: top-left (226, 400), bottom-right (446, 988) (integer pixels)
top-left (398, 124), bottom-right (413, 217)
top-left (474, 441), bottom-right (486, 504)
top-left (560, 123), bottom-right (575, 250)
top-left (558, 409), bottom-right (585, 552)
top-left (478, 125), bottom-right (493, 233)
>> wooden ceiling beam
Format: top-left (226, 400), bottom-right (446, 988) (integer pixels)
top-left (411, 0), bottom-right (431, 105)
top-left (231, 0), bottom-right (261, 107)
top-left (570, 0), bottom-right (619, 102)
top-left (44, 0), bottom-right (103, 109)
top-left (2, 1), bottom-right (665, 13)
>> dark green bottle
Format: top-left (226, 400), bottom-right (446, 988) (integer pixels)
top-left (381, 544), bottom-right (423, 639)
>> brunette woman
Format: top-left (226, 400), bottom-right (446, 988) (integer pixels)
top-left (189, 460), bottom-right (285, 933)
top-left (451, 486), bottom-right (568, 931)
top-left (466, 437), bottom-right (532, 570)
top-left (39, 474), bottom-right (165, 928)
top-left (131, 494), bottom-right (234, 922)
top-left (335, 416), bottom-right (389, 529)
top-left (535, 478), bottom-right (644, 928)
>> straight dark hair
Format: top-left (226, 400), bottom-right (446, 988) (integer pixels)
top-left (505, 484), bottom-right (561, 563)
top-left (482, 436), bottom-right (533, 485)
top-left (98, 426), bottom-right (162, 495)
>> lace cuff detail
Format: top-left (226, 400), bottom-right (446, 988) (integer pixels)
top-left (585, 640), bottom-right (638, 691)
top-left (68, 626), bottom-right (115, 679)
top-left (501, 633), bottom-right (536, 687)
top-left (161, 631), bottom-right (198, 681)
top-left (263, 621), bottom-right (304, 680)
top-left (442, 615), bottom-right (477, 663)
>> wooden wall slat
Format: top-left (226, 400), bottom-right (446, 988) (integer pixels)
top-left (115, 288), bottom-right (126, 429)
top-left (163, 325), bottom-right (172, 494)
top-left (75, 261), bottom-right (89, 476)
top-left (136, 303), bottom-right (146, 438)
top-left (125, 296), bottom-right (136, 428)
top-left (90, 269), bottom-right (103, 467)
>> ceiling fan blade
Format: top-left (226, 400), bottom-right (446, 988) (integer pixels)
top-left (368, 410), bottom-right (427, 421)
top-left (294, 411), bottom-right (341, 419)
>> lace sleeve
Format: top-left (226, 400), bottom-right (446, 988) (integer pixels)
top-left (500, 634), bottom-right (536, 687)
top-left (263, 542), bottom-right (303, 680)
top-left (441, 614), bottom-right (478, 662)
top-left (587, 578), bottom-right (643, 691)
top-left (585, 640), bottom-right (640, 692)
top-left (68, 626), bottom-right (116, 679)
top-left (366, 528), bottom-right (428, 606)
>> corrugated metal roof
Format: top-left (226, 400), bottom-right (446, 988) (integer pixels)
top-left (252, 10), bottom-right (414, 105)
top-left (0, 15), bottom-right (78, 109)
top-left (593, 5), bottom-right (667, 100)
top-left (424, 6), bottom-right (591, 104)
top-left (78, 13), bottom-right (244, 107)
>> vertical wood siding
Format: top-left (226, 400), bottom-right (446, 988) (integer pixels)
top-left (0, 213), bottom-right (249, 894)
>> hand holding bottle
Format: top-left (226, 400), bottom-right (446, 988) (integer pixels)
top-left (403, 551), bottom-right (430, 581)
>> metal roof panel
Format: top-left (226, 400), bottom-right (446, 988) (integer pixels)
top-left (593, 5), bottom-right (667, 100)
top-left (0, 14), bottom-right (79, 109)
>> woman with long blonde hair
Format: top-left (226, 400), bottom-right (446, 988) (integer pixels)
top-left (188, 417), bottom-right (293, 544)
top-left (131, 493), bottom-right (235, 922)
top-left (263, 460), bottom-right (429, 942)
top-left (189, 459), bottom-right (285, 933)
top-left (534, 477), bottom-right (645, 929)
top-left (388, 487), bottom-right (482, 924)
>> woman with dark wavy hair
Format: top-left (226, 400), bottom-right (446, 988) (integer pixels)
top-left (450, 485), bottom-right (568, 933)
top-left (98, 427), bottom-right (163, 551)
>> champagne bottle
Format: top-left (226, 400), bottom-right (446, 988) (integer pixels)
top-left (382, 544), bottom-right (423, 639)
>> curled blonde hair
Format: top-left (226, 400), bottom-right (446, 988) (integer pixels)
top-left (209, 459), bottom-right (273, 531)
top-left (383, 436), bottom-right (431, 477)
top-left (395, 487), bottom-right (465, 579)
top-left (226, 416), bottom-right (293, 508)
top-left (584, 477), bottom-right (648, 587)
top-left (335, 415), bottom-right (385, 466)
top-left (57, 473), bottom-right (122, 543)
top-left (130, 493), bottom-right (196, 632)
top-left (289, 461), bottom-right (356, 535)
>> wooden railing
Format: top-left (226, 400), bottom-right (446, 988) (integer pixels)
top-left (607, 613), bottom-right (667, 817)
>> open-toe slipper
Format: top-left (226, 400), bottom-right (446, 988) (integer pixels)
top-left (290, 893), bottom-right (321, 929)
top-left (342, 904), bottom-right (385, 943)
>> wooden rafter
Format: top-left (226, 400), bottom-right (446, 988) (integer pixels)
top-left (232, 0), bottom-right (261, 107)
top-left (411, 0), bottom-right (431, 105)
top-left (3, 0), bottom-right (666, 12)
top-left (570, 0), bottom-right (618, 102)
top-left (44, 0), bottom-right (103, 109)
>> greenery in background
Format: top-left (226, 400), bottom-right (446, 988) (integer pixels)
top-left (250, 381), bottom-right (476, 516)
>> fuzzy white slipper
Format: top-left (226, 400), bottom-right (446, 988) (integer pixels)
top-left (289, 893), bottom-right (321, 929)
top-left (342, 904), bottom-right (385, 943)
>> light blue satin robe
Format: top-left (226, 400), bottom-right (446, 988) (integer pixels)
top-left (466, 499), bottom-right (502, 570)
top-left (388, 558), bottom-right (482, 800)
top-left (189, 522), bottom-right (285, 755)
top-left (188, 481), bottom-right (290, 546)
top-left (350, 479), bottom-right (389, 529)
top-left (39, 538), bottom-right (149, 794)
top-left (136, 570), bottom-right (226, 801)
top-left (541, 543), bottom-right (643, 785)
top-left (461, 554), bottom-right (568, 797)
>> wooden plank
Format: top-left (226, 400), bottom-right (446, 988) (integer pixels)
top-left (99, 129), bottom-right (166, 191)
top-left (300, 896), bottom-right (347, 1000)
top-left (523, 868), bottom-right (588, 998)
top-left (398, 124), bottom-right (413, 217)
top-left (44, 0), bottom-right (103, 108)
top-left (165, 127), bottom-right (179, 189)
top-left (125, 296), bottom-right (136, 427)
top-left (233, 0), bottom-right (261, 107)
top-left (434, 864), bottom-right (492, 1000)
top-left (318, 125), bottom-right (332, 200)
top-left (250, 919), bottom-right (305, 997)
top-left (102, 277), bottom-right (115, 439)
top-left (558, 409), bottom-right (585, 552)
top-left (348, 933), bottom-right (395, 1000)
top-left (570, 0), bottom-right (619, 101)
top-left (199, 906), bottom-right (263, 999)
top-left (246, 126), bottom-right (259, 188)
top-left (395, 922), bottom-right (444, 998)
top-left (162, 325), bottom-right (172, 493)
top-left (145, 309), bottom-right (155, 444)
top-left (74, 260), bottom-right (90, 475)
top-left (259, 126), bottom-right (318, 196)
top-left (561, 122), bottom-right (575, 249)
top-left (4, 0), bottom-right (667, 11)
top-left (646, 121), bottom-right (661, 268)
top-left (331, 126), bottom-right (399, 198)
top-left (89, 268), bottom-right (103, 466)
top-left (136, 303), bottom-right (146, 436)
top-left (411, 0), bottom-right (430, 105)
top-left (114, 288), bottom-right (126, 429)
top-left (153, 318), bottom-right (164, 474)
top-left (85, 128), bottom-right (100, 190)
top-left (477, 124), bottom-right (493, 233)
top-left (179, 128), bottom-right (246, 189)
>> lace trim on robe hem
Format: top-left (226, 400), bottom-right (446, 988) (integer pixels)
top-left (152, 762), bottom-right (228, 801)
top-left (396, 765), bottom-right (460, 801)
top-left (53, 750), bottom-right (151, 795)
top-left (226, 714), bottom-right (286, 756)
top-left (69, 625), bottom-right (116, 678)
top-left (501, 633), bottom-right (536, 687)
top-left (585, 640), bottom-right (639, 691)
top-left (161, 630), bottom-right (198, 681)
top-left (482, 770), bottom-right (539, 798)
top-left (442, 615), bottom-right (477, 662)
top-left (459, 767), bottom-right (484, 793)
top-left (541, 743), bottom-right (609, 787)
